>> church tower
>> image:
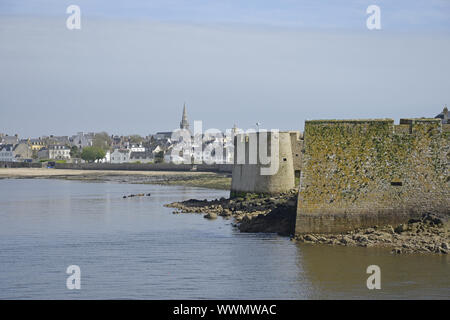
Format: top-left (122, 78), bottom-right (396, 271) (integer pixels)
top-left (180, 103), bottom-right (190, 130)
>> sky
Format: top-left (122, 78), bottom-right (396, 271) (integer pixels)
top-left (0, 0), bottom-right (449, 137)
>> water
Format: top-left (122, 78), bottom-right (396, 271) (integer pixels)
top-left (0, 179), bottom-right (448, 299)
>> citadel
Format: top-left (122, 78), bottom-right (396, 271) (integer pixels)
top-left (229, 107), bottom-right (450, 234)
top-left (2, 105), bottom-right (449, 236)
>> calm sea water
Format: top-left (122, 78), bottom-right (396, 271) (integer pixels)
top-left (0, 179), bottom-right (448, 299)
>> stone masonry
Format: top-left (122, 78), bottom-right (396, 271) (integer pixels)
top-left (295, 118), bottom-right (449, 234)
top-left (230, 131), bottom-right (302, 197)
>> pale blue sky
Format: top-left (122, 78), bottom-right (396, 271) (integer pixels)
top-left (0, 1), bottom-right (449, 137)
top-left (1, 0), bottom-right (450, 31)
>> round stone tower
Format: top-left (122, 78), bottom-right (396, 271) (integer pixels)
top-left (230, 131), bottom-right (295, 197)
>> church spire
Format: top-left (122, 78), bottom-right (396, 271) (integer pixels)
top-left (180, 103), bottom-right (189, 130)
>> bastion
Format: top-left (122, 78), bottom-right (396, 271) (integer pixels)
top-left (230, 131), bottom-right (302, 197)
top-left (295, 118), bottom-right (450, 234)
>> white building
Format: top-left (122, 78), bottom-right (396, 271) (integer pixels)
top-left (97, 150), bottom-right (111, 163)
top-left (164, 153), bottom-right (185, 164)
top-left (130, 144), bottom-right (145, 152)
top-left (0, 145), bottom-right (15, 162)
top-left (151, 145), bottom-right (163, 155)
top-left (110, 149), bottom-right (131, 163)
top-left (38, 145), bottom-right (71, 160)
top-left (49, 145), bottom-right (71, 160)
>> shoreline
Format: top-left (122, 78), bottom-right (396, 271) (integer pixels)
top-left (0, 168), bottom-right (231, 190)
top-left (293, 214), bottom-right (449, 255)
top-left (166, 193), bottom-right (449, 255)
top-left (2, 168), bottom-right (448, 255)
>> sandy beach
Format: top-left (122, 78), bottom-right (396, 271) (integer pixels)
top-left (0, 168), bottom-right (232, 190)
top-left (0, 168), bottom-right (215, 178)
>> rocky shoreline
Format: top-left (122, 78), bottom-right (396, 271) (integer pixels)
top-left (165, 190), bottom-right (298, 236)
top-left (294, 213), bottom-right (449, 255)
top-left (166, 192), bottom-right (449, 255)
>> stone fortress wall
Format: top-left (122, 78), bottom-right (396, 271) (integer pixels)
top-left (230, 117), bottom-right (450, 234)
top-left (230, 131), bottom-right (303, 197)
top-left (289, 131), bottom-right (303, 181)
top-left (295, 118), bottom-right (449, 233)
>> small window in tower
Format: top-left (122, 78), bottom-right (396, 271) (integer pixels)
top-left (283, 158), bottom-right (287, 162)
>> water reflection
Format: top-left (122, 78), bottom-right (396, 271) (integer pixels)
top-left (297, 243), bottom-right (450, 299)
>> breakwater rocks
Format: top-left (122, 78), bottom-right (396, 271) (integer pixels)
top-left (294, 213), bottom-right (449, 254)
top-left (165, 190), bottom-right (298, 236)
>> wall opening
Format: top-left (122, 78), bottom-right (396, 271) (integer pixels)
top-left (391, 181), bottom-right (403, 186)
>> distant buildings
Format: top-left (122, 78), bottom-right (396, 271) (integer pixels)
top-left (130, 150), bottom-right (154, 163)
top-left (1, 135), bottom-right (19, 145)
top-left (13, 142), bottom-right (33, 161)
top-left (70, 132), bottom-right (94, 149)
top-left (38, 145), bottom-right (71, 160)
top-left (110, 149), bottom-right (131, 164)
top-left (435, 106), bottom-right (449, 124)
top-left (0, 143), bottom-right (32, 162)
top-left (130, 144), bottom-right (145, 152)
top-left (111, 135), bottom-right (124, 149)
top-left (29, 139), bottom-right (45, 151)
top-left (4, 105), bottom-right (445, 165)
top-left (153, 132), bottom-right (173, 141)
top-left (0, 145), bottom-right (15, 162)
top-left (42, 135), bottom-right (70, 146)
top-left (154, 104), bottom-right (191, 142)
top-left (109, 147), bottom-right (154, 164)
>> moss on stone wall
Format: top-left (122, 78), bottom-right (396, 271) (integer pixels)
top-left (296, 118), bottom-right (449, 234)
